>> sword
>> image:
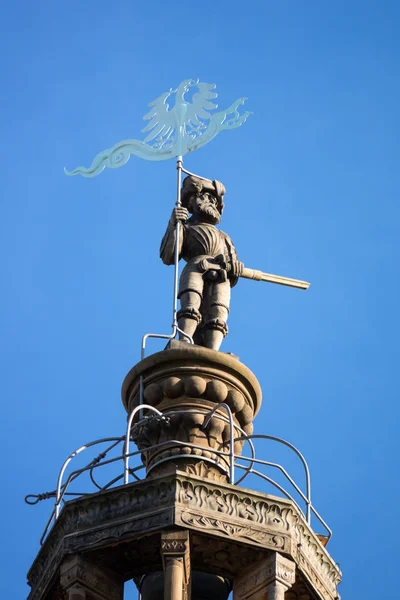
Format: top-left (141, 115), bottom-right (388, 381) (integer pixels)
top-left (200, 257), bottom-right (310, 290)
top-left (240, 267), bottom-right (310, 290)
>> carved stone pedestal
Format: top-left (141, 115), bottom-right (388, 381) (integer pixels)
top-left (121, 342), bottom-right (262, 479)
top-left (27, 345), bottom-right (341, 600)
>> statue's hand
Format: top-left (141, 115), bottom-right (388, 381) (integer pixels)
top-left (230, 260), bottom-right (244, 278)
top-left (170, 206), bottom-right (189, 225)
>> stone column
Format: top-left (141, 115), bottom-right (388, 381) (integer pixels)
top-left (60, 555), bottom-right (123, 600)
top-left (233, 553), bottom-right (296, 600)
top-left (161, 530), bottom-right (191, 600)
top-left (265, 580), bottom-right (288, 600)
top-left (164, 558), bottom-right (184, 600)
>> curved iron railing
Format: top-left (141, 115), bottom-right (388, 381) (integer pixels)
top-left (25, 405), bottom-right (332, 546)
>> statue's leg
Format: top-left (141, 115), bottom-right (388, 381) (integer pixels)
top-left (177, 266), bottom-right (204, 342)
top-left (202, 281), bottom-right (231, 351)
top-left (177, 291), bottom-right (202, 341)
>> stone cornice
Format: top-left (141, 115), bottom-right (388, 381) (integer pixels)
top-left (27, 471), bottom-right (341, 600)
top-left (121, 344), bottom-right (262, 417)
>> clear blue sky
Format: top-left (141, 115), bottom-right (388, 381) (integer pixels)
top-left (1, 1), bottom-right (399, 598)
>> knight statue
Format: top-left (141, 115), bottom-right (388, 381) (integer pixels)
top-left (160, 175), bottom-right (243, 351)
top-left (66, 78), bottom-right (309, 355)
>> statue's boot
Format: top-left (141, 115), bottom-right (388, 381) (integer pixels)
top-left (178, 319), bottom-right (196, 342)
top-left (203, 318), bottom-right (228, 351)
top-left (177, 307), bottom-right (202, 342)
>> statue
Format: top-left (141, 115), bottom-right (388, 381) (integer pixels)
top-left (66, 78), bottom-right (309, 355)
top-left (160, 175), bottom-right (243, 351)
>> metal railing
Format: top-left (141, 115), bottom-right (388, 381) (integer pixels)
top-left (25, 405), bottom-right (332, 546)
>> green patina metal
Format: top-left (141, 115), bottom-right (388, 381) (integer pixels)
top-left (64, 79), bottom-right (251, 177)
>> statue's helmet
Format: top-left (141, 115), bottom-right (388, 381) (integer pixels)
top-left (181, 175), bottom-right (226, 215)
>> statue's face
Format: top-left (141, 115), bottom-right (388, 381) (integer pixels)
top-left (191, 192), bottom-right (221, 224)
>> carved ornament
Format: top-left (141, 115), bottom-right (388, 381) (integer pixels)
top-left (27, 472), bottom-right (340, 600)
top-left (161, 530), bottom-right (191, 584)
top-left (60, 555), bottom-right (122, 600)
top-left (121, 344), bottom-right (262, 419)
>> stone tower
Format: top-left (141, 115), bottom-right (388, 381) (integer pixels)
top-left (26, 339), bottom-right (341, 600)
top-left (28, 79), bottom-right (341, 600)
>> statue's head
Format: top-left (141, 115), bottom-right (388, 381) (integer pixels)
top-left (181, 175), bottom-right (226, 225)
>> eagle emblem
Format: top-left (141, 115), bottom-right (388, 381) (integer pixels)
top-left (65, 79), bottom-right (252, 177)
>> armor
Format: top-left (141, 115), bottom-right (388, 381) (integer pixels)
top-left (160, 176), bottom-right (241, 350)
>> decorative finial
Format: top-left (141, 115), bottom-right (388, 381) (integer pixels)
top-left (64, 79), bottom-right (252, 177)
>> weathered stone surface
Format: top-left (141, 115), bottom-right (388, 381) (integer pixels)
top-left (122, 342), bottom-right (262, 477)
top-left (60, 555), bottom-right (123, 600)
top-left (122, 343), bottom-right (261, 415)
top-left (27, 471), bottom-right (341, 600)
top-left (160, 530), bottom-right (191, 600)
top-left (234, 553), bottom-right (296, 600)
top-left (160, 175), bottom-right (242, 351)
top-left (159, 175), bottom-right (309, 351)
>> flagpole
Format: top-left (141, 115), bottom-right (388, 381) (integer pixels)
top-left (173, 157), bottom-right (193, 343)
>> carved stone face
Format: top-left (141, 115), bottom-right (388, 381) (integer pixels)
top-left (190, 192), bottom-right (221, 224)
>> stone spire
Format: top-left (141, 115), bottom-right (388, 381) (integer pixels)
top-left (27, 338), bottom-right (341, 600)
top-left (27, 79), bottom-right (339, 600)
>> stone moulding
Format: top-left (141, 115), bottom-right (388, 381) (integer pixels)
top-left (121, 344), bottom-right (262, 418)
top-left (60, 555), bottom-right (123, 600)
top-left (120, 344), bottom-right (263, 474)
top-left (27, 471), bottom-right (341, 600)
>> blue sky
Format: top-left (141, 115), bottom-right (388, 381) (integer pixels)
top-left (1, 1), bottom-right (399, 597)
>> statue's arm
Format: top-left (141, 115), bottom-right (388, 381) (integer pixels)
top-left (223, 233), bottom-right (243, 287)
top-left (159, 207), bottom-right (188, 265)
